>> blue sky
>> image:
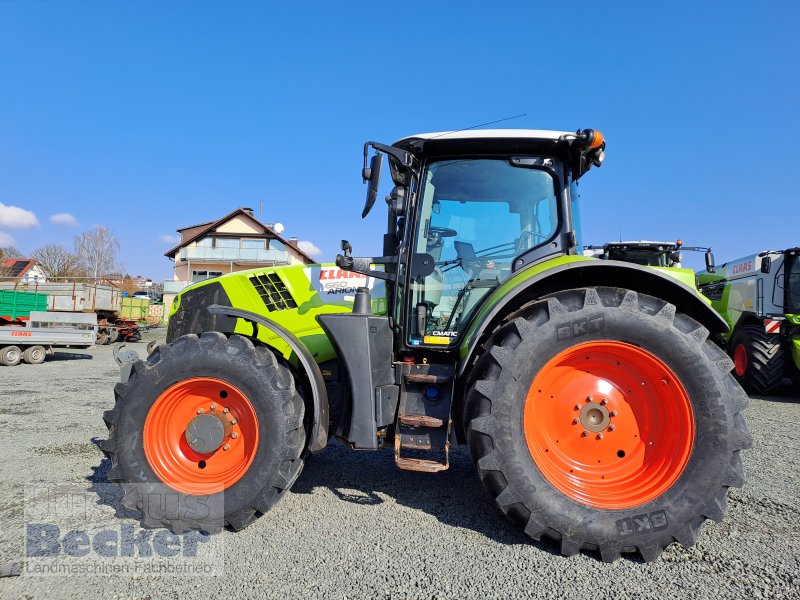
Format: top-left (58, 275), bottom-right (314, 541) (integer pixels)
top-left (1, 1), bottom-right (798, 280)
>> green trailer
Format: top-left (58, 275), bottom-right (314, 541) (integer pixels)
top-left (0, 290), bottom-right (48, 323)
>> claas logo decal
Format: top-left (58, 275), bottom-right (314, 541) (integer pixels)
top-left (732, 260), bottom-right (753, 275)
top-left (313, 268), bottom-right (369, 296)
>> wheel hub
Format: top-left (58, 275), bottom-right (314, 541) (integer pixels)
top-left (579, 400), bottom-right (610, 433)
top-left (185, 412), bottom-right (231, 453)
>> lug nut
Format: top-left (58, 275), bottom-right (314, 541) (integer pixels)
top-left (581, 430), bottom-right (589, 437)
top-left (608, 425), bottom-right (615, 432)
top-left (231, 432), bottom-right (239, 439)
top-left (223, 407), bottom-right (229, 414)
top-left (572, 418), bottom-right (579, 425)
top-left (596, 433), bottom-right (604, 440)
top-left (210, 403), bottom-right (217, 410)
top-left (600, 398), bottom-right (608, 405)
top-left (574, 404), bottom-right (582, 410)
top-left (231, 418), bottom-right (238, 425)
top-left (611, 410), bottom-right (618, 417)
top-left (196, 408), bottom-right (204, 414)
top-left (223, 443), bottom-right (230, 451)
top-left (586, 395), bottom-right (593, 402)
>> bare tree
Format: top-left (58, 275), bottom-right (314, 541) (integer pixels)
top-left (32, 244), bottom-right (82, 281)
top-left (74, 225), bottom-right (121, 280)
top-left (0, 245), bottom-right (22, 261)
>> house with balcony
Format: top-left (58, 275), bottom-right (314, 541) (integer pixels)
top-left (165, 207), bottom-right (316, 285)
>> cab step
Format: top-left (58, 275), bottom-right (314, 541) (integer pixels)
top-left (394, 363), bottom-right (454, 472)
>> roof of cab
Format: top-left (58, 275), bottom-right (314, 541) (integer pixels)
top-left (394, 129), bottom-right (571, 146)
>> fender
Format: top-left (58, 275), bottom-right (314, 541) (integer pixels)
top-left (458, 260), bottom-right (728, 377)
top-left (206, 304), bottom-right (329, 453)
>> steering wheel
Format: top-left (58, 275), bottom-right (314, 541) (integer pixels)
top-left (429, 226), bottom-right (457, 238)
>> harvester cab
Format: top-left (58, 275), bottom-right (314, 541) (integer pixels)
top-left (102, 128), bottom-right (751, 563)
top-left (585, 240), bottom-right (715, 271)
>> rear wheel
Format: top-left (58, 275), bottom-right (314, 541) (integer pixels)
top-left (0, 346), bottom-right (22, 366)
top-left (729, 324), bottom-right (785, 395)
top-left (100, 332), bottom-right (306, 532)
top-left (465, 287), bottom-right (751, 562)
top-left (22, 345), bottom-right (46, 365)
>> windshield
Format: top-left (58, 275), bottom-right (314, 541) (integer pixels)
top-left (787, 253), bottom-right (800, 313)
top-left (407, 158), bottom-right (558, 345)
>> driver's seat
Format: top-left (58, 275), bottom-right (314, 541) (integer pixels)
top-left (454, 241), bottom-right (481, 278)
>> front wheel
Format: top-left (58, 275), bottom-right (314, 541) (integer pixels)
top-left (729, 324), bottom-right (785, 395)
top-left (0, 345), bottom-right (22, 366)
top-left (464, 287), bottom-right (751, 562)
top-left (100, 332), bottom-right (306, 532)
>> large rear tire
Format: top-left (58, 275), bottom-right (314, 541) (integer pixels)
top-left (100, 331), bottom-right (306, 532)
top-left (729, 324), bottom-right (785, 395)
top-left (464, 287), bottom-right (751, 562)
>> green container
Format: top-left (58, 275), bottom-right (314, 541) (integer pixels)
top-left (120, 297), bottom-right (149, 321)
top-left (0, 290), bottom-right (48, 321)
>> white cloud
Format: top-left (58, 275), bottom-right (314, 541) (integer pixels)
top-left (49, 213), bottom-right (80, 227)
top-left (160, 234), bottom-right (180, 244)
top-left (0, 202), bottom-right (38, 229)
top-left (297, 240), bottom-right (322, 256)
top-left (0, 231), bottom-right (15, 246)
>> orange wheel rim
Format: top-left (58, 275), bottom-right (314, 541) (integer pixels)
top-left (144, 377), bottom-right (259, 495)
top-left (524, 341), bottom-right (694, 509)
top-left (733, 344), bottom-right (747, 377)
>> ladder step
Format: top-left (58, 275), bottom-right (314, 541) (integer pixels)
top-left (404, 373), bottom-right (452, 384)
top-left (395, 457), bottom-right (449, 473)
top-left (398, 414), bottom-right (445, 428)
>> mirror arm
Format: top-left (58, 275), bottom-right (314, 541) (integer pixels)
top-left (335, 254), bottom-right (398, 282)
top-left (363, 141), bottom-right (417, 170)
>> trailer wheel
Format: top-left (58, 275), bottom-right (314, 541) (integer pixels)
top-left (97, 331), bottom-right (110, 346)
top-left (22, 345), bottom-right (46, 365)
top-left (0, 346), bottom-right (22, 366)
top-left (729, 324), bottom-right (785, 395)
top-left (100, 332), bottom-right (306, 532)
top-left (464, 287), bottom-right (751, 562)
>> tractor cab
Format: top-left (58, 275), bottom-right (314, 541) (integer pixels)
top-left (338, 129), bottom-right (606, 352)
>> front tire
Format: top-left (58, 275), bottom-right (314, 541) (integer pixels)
top-left (729, 324), bottom-right (785, 395)
top-left (100, 331), bottom-right (306, 532)
top-left (464, 287), bottom-right (751, 562)
top-left (0, 345), bottom-right (22, 366)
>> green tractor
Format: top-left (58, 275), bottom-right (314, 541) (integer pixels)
top-left (101, 129), bottom-right (750, 562)
top-left (698, 249), bottom-right (800, 395)
top-left (584, 240), bottom-right (715, 289)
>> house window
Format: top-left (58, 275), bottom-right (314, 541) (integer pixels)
top-left (269, 239), bottom-right (286, 252)
top-left (214, 238), bottom-right (239, 248)
top-left (241, 239), bottom-right (265, 250)
top-left (192, 270), bottom-right (223, 282)
top-left (196, 237), bottom-right (213, 248)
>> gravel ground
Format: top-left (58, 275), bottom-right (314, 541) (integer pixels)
top-left (0, 330), bottom-right (798, 599)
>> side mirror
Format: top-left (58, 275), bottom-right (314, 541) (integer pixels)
top-left (341, 240), bottom-right (352, 258)
top-left (362, 152), bottom-right (383, 218)
top-left (761, 256), bottom-right (772, 274)
top-left (705, 251), bottom-right (716, 273)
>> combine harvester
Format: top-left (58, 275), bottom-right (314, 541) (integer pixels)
top-left (698, 249), bottom-right (800, 394)
top-left (101, 128), bottom-right (750, 562)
